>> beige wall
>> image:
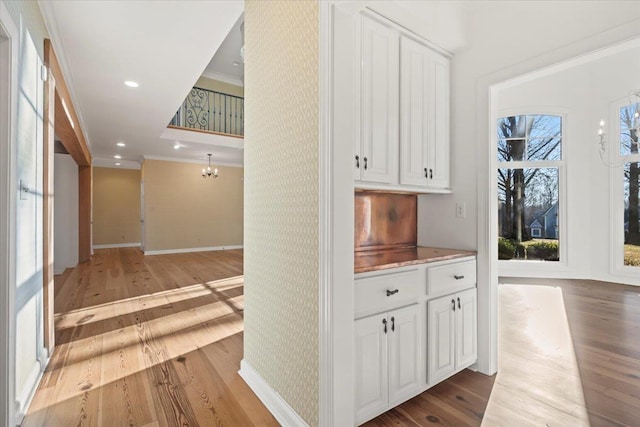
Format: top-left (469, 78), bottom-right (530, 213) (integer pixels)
top-left (142, 159), bottom-right (243, 252)
top-left (93, 167), bottom-right (141, 245)
top-left (195, 76), bottom-right (244, 98)
top-left (243, 1), bottom-right (319, 425)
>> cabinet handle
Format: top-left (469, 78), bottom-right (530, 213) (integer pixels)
top-left (430, 168), bottom-right (433, 179)
top-left (364, 157), bottom-right (368, 170)
top-left (424, 167), bottom-right (428, 178)
top-left (451, 298), bottom-right (456, 311)
top-left (454, 275), bottom-right (464, 280)
top-left (386, 289), bottom-right (399, 296)
top-left (457, 297), bottom-right (461, 310)
top-left (355, 155), bottom-right (360, 169)
top-left (382, 318), bottom-right (387, 334)
top-left (391, 316), bottom-right (395, 332)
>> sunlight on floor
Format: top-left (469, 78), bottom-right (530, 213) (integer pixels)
top-left (482, 284), bottom-right (589, 426)
top-left (55, 276), bottom-right (244, 330)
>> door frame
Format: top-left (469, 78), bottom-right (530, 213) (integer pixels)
top-left (0, 2), bottom-right (19, 425)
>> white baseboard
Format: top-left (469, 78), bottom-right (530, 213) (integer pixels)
top-left (239, 359), bottom-right (308, 427)
top-left (92, 243), bottom-right (141, 250)
top-left (15, 352), bottom-right (50, 426)
top-left (143, 245), bottom-right (243, 256)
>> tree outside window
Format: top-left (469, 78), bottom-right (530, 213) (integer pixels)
top-left (497, 115), bottom-right (562, 261)
top-left (620, 103), bottom-right (640, 266)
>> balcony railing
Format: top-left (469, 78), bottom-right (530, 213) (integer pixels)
top-left (169, 86), bottom-right (244, 137)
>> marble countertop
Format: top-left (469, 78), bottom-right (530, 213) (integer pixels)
top-left (355, 246), bottom-right (476, 274)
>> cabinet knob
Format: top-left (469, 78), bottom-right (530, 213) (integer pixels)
top-left (457, 297), bottom-right (461, 310)
top-left (430, 168), bottom-right (433, 179)
top-left (382, 318), bottom-right (387, 334)
top-left (355, 155), bottom-right (360, 169)
top-left (363, 157), bottom-right (368, 170)
top-left (391, 316), bottom-right (395, 332)
top-left (386, 289), bottom-right (399, 297)
top-left (424, 167), bottom-right (428, 178)
top-left (454, 275), bottom-right (464, 280)
top-left (451, 298), bottom-right (456, 311)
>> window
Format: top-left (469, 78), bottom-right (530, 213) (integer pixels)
top-left (497, 114), bottom-right (563, 261)
top-left (619, 103), bottom-right (640, 267)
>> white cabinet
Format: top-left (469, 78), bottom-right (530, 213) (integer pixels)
top-left (399, 36), bottom-right (450, 190)
top-left (355, 304), bottom-right (420, 425)
top-left (355, 14), bottom-right (399, 184)
top-left (352, 12), bottom-right (451, 193)
top-left (427, 287), bottom-right (477, 386)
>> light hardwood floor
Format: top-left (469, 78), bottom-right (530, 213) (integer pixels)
top-left (22, 248), bottom-right (277, 427)
top-left (22, 250), bottom-right (640, 426)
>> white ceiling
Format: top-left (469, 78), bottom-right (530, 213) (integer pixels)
top-left (39, 0), bottom-right (244, 169)
top-left (203, 13), bottom-right (245, 86)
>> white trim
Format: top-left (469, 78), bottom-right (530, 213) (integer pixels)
top-left (355, 182), bottom-right (452, 194)
top-left (14, 354), bottom-right (49, 425)
top-left (141, 154), bottom-right (243, 169)
top-left (143, 245), bottom-right (242, 256)
top-left (318, 2), bottom-right (333, 426)
top-left (238, 359), bottom-right (308, 427)
top-left (160, 126), bottom-right (244, 150)
top-left (0, 2), bottom-right (18, 425)
top-left (200, 70), bottom-right (244, 88)
top-left (325, 3), bottom-right (356, 425)
top-left (38, 0), bottom-right (93, 151)
top-left (92, 157), bottom-right (141, 170)
top-left (92, 242), bottom-right (140, 250)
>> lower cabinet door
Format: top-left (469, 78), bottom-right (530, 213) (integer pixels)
top-left (388, 304), bottom-right (421, 406)
top-left (428, 294), bottom-right (455, 385)
top-left (456, 288), bottom-right (477, 369)
top-left (355, 313), bottom-right (388, 424)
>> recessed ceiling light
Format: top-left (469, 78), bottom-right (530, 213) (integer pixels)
top-left (117, 142), bottom-right (126, 147)
top-left (174, 142), bottom-right (181, 150)
top-left (114, 154), bottom-right (122, 159)
top-left (115, 162), bottom-right (121, 166)
top-left (124, 80), bottom-right (139, 88)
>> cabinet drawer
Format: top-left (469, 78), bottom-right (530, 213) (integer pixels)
top-left (355, 269), bottom-right (420, 318)
top-left (427, 260), bottom-right (476, 298)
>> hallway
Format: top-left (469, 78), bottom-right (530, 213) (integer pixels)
top-left (21, 248), bottom-right (277, 426)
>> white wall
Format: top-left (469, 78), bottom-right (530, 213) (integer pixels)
top-left (495, 42), bottom-right (640, 285)
top-left (53, 153), bottom-right (78, 274)
top-left (415, 2), bottom-right (640, 376)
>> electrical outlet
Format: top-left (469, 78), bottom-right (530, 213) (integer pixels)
top-left (456, 202), bottom-right (466, 218)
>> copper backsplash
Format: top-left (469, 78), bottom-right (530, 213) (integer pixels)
top-left (355, 191), bottom-right (417, 251)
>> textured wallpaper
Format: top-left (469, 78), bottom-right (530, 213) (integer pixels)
top-left (243, 0), bottom-right (319, 425)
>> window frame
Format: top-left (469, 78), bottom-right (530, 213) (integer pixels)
top-left (609, 98), bottom-right (640, 276)
top-left (495, 110), bottom-right (568, 273)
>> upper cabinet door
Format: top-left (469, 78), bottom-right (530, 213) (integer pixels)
top-left (360, 15), bottom-right (399, 184)
top-left (400, 36), bottom-right (430, 186)
top-left (427, 51), bottom-right (450, 189)
top-left (400, 36), bottom-right (450, 189)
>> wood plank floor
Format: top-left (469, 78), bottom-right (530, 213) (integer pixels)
top-left (366, 278), bottom-right (640, 427)
top-left (22, 250), bottom-right (640, 426)
top-left (22, 247), bottom-right (278, 427)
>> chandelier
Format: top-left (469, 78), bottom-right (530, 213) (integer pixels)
top-left (202, 153), bottom-right (219, 179)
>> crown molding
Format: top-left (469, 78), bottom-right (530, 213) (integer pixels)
top-left (141, 154), bottom-right (243, 168)
top-left (92, 157), bottom-right (141, 170)
top-left (201, 70), bottom-right (244, 87)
